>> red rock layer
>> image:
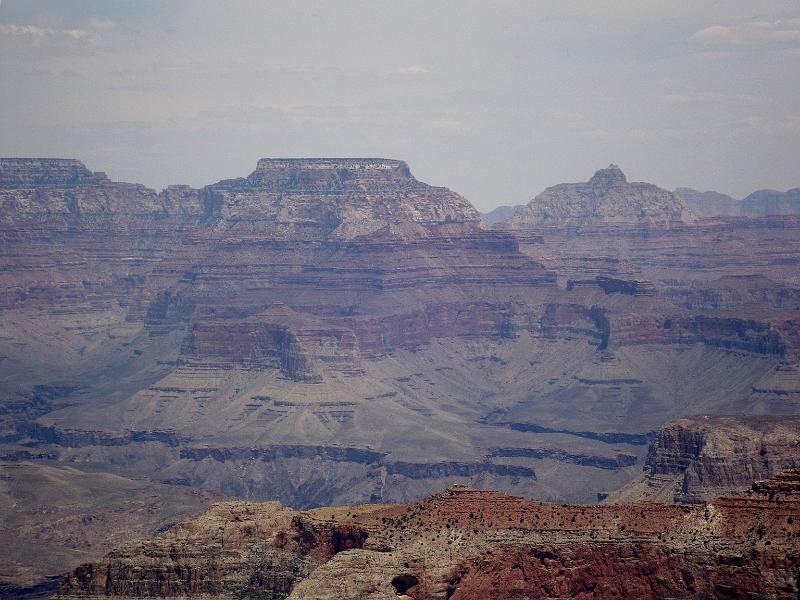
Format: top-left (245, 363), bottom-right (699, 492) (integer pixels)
top-left (56, 469), bottom-right (800, 599)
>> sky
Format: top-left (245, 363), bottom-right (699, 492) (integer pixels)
top-left (1, 1), bottom-right (799, 211)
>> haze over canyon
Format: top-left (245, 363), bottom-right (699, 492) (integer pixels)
top-left (4, 0), bottom-right (800, 597)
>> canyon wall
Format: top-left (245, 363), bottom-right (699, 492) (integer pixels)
top-left (2, 158), bottom-right (800, 592)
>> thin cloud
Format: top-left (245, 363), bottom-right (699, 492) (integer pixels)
top-left (431, 119), bottom-right (467, 131)
top-left (693, 18), bottom-right (800, 45)
top-left (386, 65), bottom-right (430, 76)
top-left (0, 23), bottom-right (87, 39)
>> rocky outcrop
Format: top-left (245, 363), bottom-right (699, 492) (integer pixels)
top-left (540, 303), bottom-right (610, 349)
top-left (56, 502), bottom-right (309, 599)
top-left (508, 165), bottom-right (697, 228)
top-left (0, 158), bottom-right (167, 221)
top-left (0, 158), bottom-right (96, 188)
top-left (201, 157), bottom-right (481, 240)
top-left (608, 415), bottom-right (800, 504)
top-left (57, 470), bottom-right (800, 599)
top-left (609, 315), bottom-right (787, 356)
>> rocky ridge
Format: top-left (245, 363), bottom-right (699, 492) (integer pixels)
top-left (56, 469), bottom-right (800, 599)
top-left (673, 187), bottom-right (741, 218)
top-left (675, 186), bottom-right (800, 218)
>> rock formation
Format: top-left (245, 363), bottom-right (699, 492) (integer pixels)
top-left (609, 415), bottom-right (800, 503)
top-left (56, 469), bottom-right (800, 599)
top-left (508, 165), bottom-right (697, 228)
top-left (0, 462), bottom-right (220, 598)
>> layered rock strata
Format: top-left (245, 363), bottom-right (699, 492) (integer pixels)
top-left (0, 462), bottom-right (220, 596)
top-left (57, 470), bottom-right (800, 599)
top-left (606, 415), bottom-right (800, 505)
top-left (3, 158), bottom-right (800, 592)
top-left (3, 159), bottom-right (800, 509)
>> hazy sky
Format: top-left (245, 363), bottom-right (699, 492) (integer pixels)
top-left (1, 1), bottom-right (799, 210)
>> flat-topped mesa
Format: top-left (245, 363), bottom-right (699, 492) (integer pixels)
top-left (242, 158), bottom-right (420, 192)
top-left (508, 164), bottom-right (697, 228)
top-left (0, 158), bottom-right (103, 188)
top-left (0, 157), bottom-right (171, 219)
top-left (204, 157), bottom-right (482, 239)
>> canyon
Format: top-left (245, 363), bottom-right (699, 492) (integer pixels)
top-left (1, 157), bottom-right (800, 594)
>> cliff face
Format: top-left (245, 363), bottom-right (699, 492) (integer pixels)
top-left (508, 165), bottom-right (697, 228)
top-left (56, 470), bottom-right (800, 599)
top-left (0, 158), bottom-right (95, 187)
top-left (606, 415), bottom-right (800, 504)
top-left (198, 158), bottom-right (481, 240)
top-left (0, 158), bottom-right (167, 220)
top-left (644, 415), bottom-right (800, 502)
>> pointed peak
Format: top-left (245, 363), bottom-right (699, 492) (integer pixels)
top-left (590, 164), bottom-right (627, 187)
